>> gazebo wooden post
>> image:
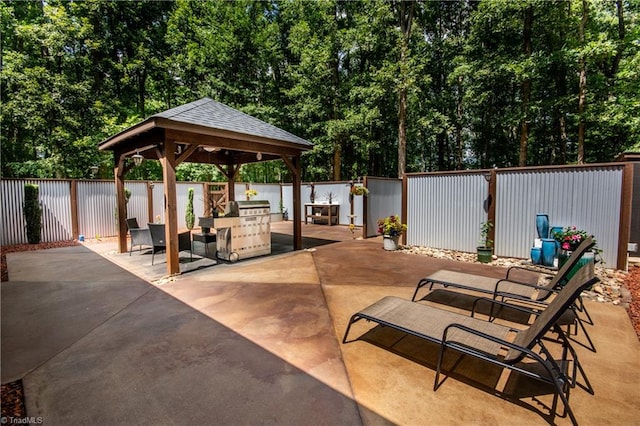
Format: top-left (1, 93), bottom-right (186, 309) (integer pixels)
top-left (227, 165), bottom-right (236, 201)
top-left (114, 153), bottom-right (128, 253)
top-left (159, 140), bottom-right (180, 275)
top-left (292, 155), bottom-right (303, 250)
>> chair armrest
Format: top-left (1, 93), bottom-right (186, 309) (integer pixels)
top-left (494, 278), bottom-right (561, 298)
top-left (505, 265), bottom-right (554, 281)
top-left (471, 296), bottom-right (544, 321)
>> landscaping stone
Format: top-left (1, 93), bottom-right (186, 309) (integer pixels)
top-left (400, 245), bottom-right (628, 305)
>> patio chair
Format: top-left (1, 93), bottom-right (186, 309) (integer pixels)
top-left (126, 218), bottom-right (152, 256)
top-left (148, 223), bottom-right (193, 265)
top-left (343, 266), bottom-right (598, 426)
top-left (412, 237), bottom-right (596, 351)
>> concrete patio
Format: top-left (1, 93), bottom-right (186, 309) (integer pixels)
top-left (2, 222), bottom-right (639, 425)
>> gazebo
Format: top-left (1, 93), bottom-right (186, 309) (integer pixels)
top-left (99, 97), bottom-right (313, 275)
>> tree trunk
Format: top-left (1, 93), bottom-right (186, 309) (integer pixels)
top-left (331, 4), bottom-right (341, 181)
top-left (396, 0), bottom-right (414, 178)
top-left (398, 86), bottom-right (407, 177)
top-left (577, 0), bottom-right (588, 165)
top-left (455, 76), bottom-right (464, 170)
top-left (519, 6), bottom-right (533, 167)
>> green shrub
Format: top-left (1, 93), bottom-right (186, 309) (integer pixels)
top-left (24, 184), bottom-right (42, 244)
top-left (185, 188), bottom-right (195, 230)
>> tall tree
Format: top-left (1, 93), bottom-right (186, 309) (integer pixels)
top-left (519, 5), bottom-right (533, 167)
top-left (394, 0), bottom-right (415, 178)
top-left (577, 0), bottom-right (588, 164)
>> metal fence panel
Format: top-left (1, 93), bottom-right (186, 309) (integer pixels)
top-left (38, 180), bottom-right (73, 243)
top-left (496, 167), bottom-right (623, 266)
top-left (126, 182), bottom-right (149, 227)
top-left (250, 183), bottom-right (282, 213)
top-left (407, 174), bottom-right (488, 252)
top-left (77, 181), bottom-right (116, 239)
top-left (151, 182), bottom-right (164, 224)
top-left (366, 178), bottom-right (402, 237)
top-left (1, 180), bottom-right (25, 245)
top-left (1, 179), bottom-right (73, 245)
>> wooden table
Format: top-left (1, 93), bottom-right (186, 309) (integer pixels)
top-left (304, 203), bottom-right (340, 226)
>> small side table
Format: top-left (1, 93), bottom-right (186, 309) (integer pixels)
top-left (192, 232), bottom-right (217, 257)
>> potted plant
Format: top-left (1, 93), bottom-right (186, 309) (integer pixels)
top-left (245, 188), bottom-right (258, 200)
top-left (552, 226), bottom-right (601, 279)
top-left (377, 215), bottom-right (407, 251)
top-left (350, 186), bottom-right (369, 196)
top-left (477, 220), bottom-right (494, 263)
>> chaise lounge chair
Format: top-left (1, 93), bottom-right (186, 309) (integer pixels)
top-left (342, 266), bottom-right (598, 426)
top-left (412, 237), bottom-right (596, 351)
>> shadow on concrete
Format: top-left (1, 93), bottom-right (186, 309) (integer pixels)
top-left (1, 244), bottom-right (387, 425)
top-left (356, 325), bottom-right (564, 425)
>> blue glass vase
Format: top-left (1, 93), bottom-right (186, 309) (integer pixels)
top-left (541, 238), bottom-right (556, 267)
top-left (536, 214), bottom-right (549, 239)
top-left (550, 226), bottom-right (563, 256)
top-left (530, 247), bottom-right (542, 265)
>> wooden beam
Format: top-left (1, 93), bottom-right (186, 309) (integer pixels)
top-left (618, 163), bottom-right (633, 270)
top-left (362, 176), bottom-right (369, 238)
top-left (227, 164), bottom-right (239, 201)
top-left (147, 181), bottom-right (155, 225)
top-left (487, 169), bottom-right (497, 246)
top-left (401, 173), bottom-right (408, 245)
top-left (291, 155), bottom-right (302, 250)
top-left (159, 141), bottom-right (180, 275)
top-left (281, 155), bottom-right (297, 177)
top-left (114, 154), bottom-right (128, 253)
top-left (175, 143), bottom-right (199, 166)
top-left (70, 180), bottom-right (79, 240)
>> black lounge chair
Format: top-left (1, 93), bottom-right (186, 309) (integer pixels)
top-left (126, 218), bottom-right (152, 256)
top-left (148, 223), bottom-right (192, 265)
top-left (412, 237), bottom-right (597, 351)
top-left (343, 266), bottom-right (598, 426)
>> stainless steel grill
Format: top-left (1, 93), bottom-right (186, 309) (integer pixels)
top-left (215, 200), bottom-right (271, 262)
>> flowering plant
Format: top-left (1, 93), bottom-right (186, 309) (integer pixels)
top-left (377, 215), bottom-right (407, 237)
top-left (552, 226), bottom-right (591, 251)
top-left (245, 189), bottom-right (258, 198)
top-left (350, 186), bottom-right (369, 196)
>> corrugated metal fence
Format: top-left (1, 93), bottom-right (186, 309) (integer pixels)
top-left (406, 164), bottom-right (626, 267)
top-left (1, 179), bottom-right (75, 244)
top-left (406, 173), bottom-right (488, 252)
top-left (2, 165), bottom-right (629, 268)
top-left (494, 166), bottom-right (623, 266)
top-left (366, 177), bottom-right (402, 237)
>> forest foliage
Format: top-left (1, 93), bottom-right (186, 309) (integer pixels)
top-left (2, 0), bottom-right (638, 182)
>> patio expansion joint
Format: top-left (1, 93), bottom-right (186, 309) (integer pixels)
top-left (312, 252), bottom-right (365, 425)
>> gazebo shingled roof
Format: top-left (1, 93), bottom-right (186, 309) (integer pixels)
top-left (99, 97), bottom-right (312, 275)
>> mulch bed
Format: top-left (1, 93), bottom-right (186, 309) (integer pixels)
top-left (0, 241), bottom-right (638, 418)
top-left (625, 265), bottom-right (640, 340)
top-left (1, 380), bottom-right (26, 418)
